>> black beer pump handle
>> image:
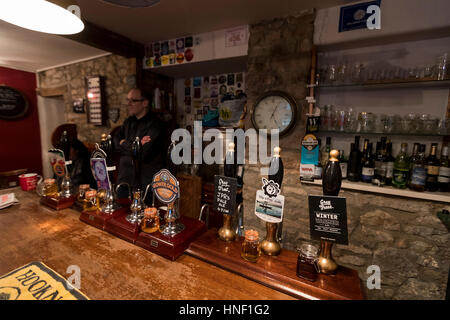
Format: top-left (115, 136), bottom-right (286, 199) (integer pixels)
top-left (268, 146), bottom-right (284, 188)
top-left (131, 136), bottom-right (142, 190)
top-left (59, 131), bottom-right (71, 162)
top-left (322, 149), bottom-right (342, 197)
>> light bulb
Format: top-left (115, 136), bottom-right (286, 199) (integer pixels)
top-left (0, 0), bottom-right (84, 35)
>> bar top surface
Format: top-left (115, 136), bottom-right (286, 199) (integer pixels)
top-left (0, 188), bottom-right (293, 300)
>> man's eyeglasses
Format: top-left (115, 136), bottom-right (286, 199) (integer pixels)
top-left (126, 98), bottom-right (145, 103)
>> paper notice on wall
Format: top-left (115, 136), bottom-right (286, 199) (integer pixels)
top-left (225, 26), bottom-right (247, 47)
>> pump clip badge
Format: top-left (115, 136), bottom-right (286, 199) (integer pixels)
top-left (48, 149), bottom-right (67, 177)
top-left (152, 169), bottom-right (179, 204)
top-left (254, 178), bottom-right (284, 223)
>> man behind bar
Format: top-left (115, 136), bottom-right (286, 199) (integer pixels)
top-left (114, 88), bottom-right (165, 202)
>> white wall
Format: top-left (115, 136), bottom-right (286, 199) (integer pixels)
top-left (315, 36), bottom-right (450, 157)
top-left (314, 0), bottom-right (450, 47)
top-left (145, 25), bottom-right (249, 71)
top-left (37, 96), bottom-right (66, 178)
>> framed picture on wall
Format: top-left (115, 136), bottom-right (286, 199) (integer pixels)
top-left (85, 76), bottom-right (106, 126)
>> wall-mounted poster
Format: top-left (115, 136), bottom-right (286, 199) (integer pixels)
top-left (225, 26), bottom-right (248, 47)
top-left (0, 86), bottom-right (29, 120)
top-left (339, 0), bottom-right (381, 32)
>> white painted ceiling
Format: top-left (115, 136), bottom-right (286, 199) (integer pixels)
top-left (0, 0), bottom-right (349, 72)
top-left (77, 0), bottom-right (348, 43)
top-left (0, 19), bottom-right (108, 73)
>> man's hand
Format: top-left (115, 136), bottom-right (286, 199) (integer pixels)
top-left (141, 136), bottom-right (151, 145)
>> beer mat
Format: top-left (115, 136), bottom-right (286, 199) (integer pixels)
top-left (0, 193), bottom-right (19, 210)
top-left (0, 261), bottom-right (89, 300)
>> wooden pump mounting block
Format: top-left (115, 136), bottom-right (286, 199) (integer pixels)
top-left (186, 229), bottom-right (364, 300)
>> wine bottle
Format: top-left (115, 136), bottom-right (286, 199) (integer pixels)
top-left (323, 150), bottom-right (342, 196)
top-left (224, 142), bottom-right (237, 178)
top-left (348, 136), bottom-right (362, 182)
top-left (268, 147), bottom-right (284, 188)
top-left (361, 142), bottom-right (375, 183)
top-left (384, 141), bottom-right (395, 186)
top-left (339, 149), bottom-right (348, 179)
top-left (374, 137), bottom-right (387, 186)
top-left (438, 145), bottom-right (450, 192)
top-left (425, 143), bottom-right (440, 192)
top-left (392, 143), bottom-right (410, 189)
top-left (314, 139), bottom-right (323, 180)
top-left (410, 144), bottom-right (426, 192)
top-left (321, 137), bottom-right (332, 167)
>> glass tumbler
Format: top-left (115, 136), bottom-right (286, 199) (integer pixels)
top-left (241, 230), bottom-right (260, 263)
top-left (296, 243), bottom-right (320, 282)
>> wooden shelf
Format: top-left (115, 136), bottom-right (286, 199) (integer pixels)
top-left (317, 79), bottom-right (450, 90)
top-left (144, 56), bottom-right (247, 79)
top-left (316, 130), bottom-right (447, 137)
top-left (301, 179), bottom-right (450, 203)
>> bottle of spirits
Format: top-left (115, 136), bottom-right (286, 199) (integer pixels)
top-left (348, 136), bottom-right (362, 182)
top-left (323, 150), bottom-right (342, 196)
top-left (373, 140), bottom-right (382, 184)
top-left (361, 142), bottom-right (375, 183)
top-left (425, 143), bottom-right (440, 192)
top-left (438, 145), bottom-right (450, 192)
top-left (408, 143), bottom-right (420, 188)
top-left (339, 149), bottom-right (348, 179)
top-left (384, 141), bottom-right (395, 186)
top-left (224, 142), bottom-right (237, 178)
top-left (321, 137), bottom-right (332, 167)
top-left (392, 143), bottom-right (410, 189)
top-left (410, 144), bottom-right (426, 192)
top-left (268, 146), bottom-right (284, 187)
top-left (314, 139), bottom-right (323, 180)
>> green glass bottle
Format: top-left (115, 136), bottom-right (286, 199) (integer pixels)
top-left (392, 143), bottom-right (410, 189)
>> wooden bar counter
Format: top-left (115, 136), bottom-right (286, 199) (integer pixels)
top-left (0, 188), bottom-right (293, 300)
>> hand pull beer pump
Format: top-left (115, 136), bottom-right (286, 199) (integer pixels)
top-left (318, 149), bottom-right (342, 274)
top-left (126, 136), bottom-right (149, 224)
top-left (59, 131), bottom-right (73, 198)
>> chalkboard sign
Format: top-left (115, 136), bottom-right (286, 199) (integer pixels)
top-left (308, 195), bottom-right (348, 245)
top-left (0, 86), bottom-right (29, 120)
top-left (213, 175), bottom-right (237, 215)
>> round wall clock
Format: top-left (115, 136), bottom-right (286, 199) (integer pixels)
top-left (251, 91), bottom-right (297, 136)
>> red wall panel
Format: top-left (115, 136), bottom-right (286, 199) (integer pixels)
top-left (0, 66), bottom-right (42, 175)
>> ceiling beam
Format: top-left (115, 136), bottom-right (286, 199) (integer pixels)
top-left (61, 20), bottom-right (144, 59)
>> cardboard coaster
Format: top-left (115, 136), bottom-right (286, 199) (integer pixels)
top-left (0, 261), bottom-right (89, 300)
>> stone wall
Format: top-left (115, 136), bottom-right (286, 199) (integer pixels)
top-left (38, 54), bottom-right (137, 143)
top-left (242, 11), bottom-right (449, 299)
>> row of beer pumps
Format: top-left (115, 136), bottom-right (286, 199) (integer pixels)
top-left (217, 144), bottom-right (341, 277)
top-left (90, 134), bottom-right (185, 239)
top-left (41, 131), bottom-right (340, 276)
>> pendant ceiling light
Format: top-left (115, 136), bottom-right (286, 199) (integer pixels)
top-left (0, 0), bottom-right (84, 35)
top-left (100, 0), bottom-right (161, 8)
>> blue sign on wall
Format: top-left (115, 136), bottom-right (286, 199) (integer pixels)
top-left (339, 0), bottom-right (381, 32)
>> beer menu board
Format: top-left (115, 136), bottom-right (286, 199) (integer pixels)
top-left (308, 195), bottom-right (349, 245)
top-left (0, 86), bottom-right (28, 120)
top-left (86, 76), bottom-right (104, 125)
top-left (213, 175), bottom-right (237, 215)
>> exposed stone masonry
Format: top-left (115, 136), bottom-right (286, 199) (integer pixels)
top-left (38, 54), bottom-right (136, 143)
top-left (243, 12), bottom-right (449, 299)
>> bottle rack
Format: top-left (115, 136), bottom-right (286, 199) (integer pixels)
top-left (301, 179), bottom-right (450, 203)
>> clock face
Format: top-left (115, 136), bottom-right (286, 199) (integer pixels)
top-left (252, 93), bottom-right (296, 135)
